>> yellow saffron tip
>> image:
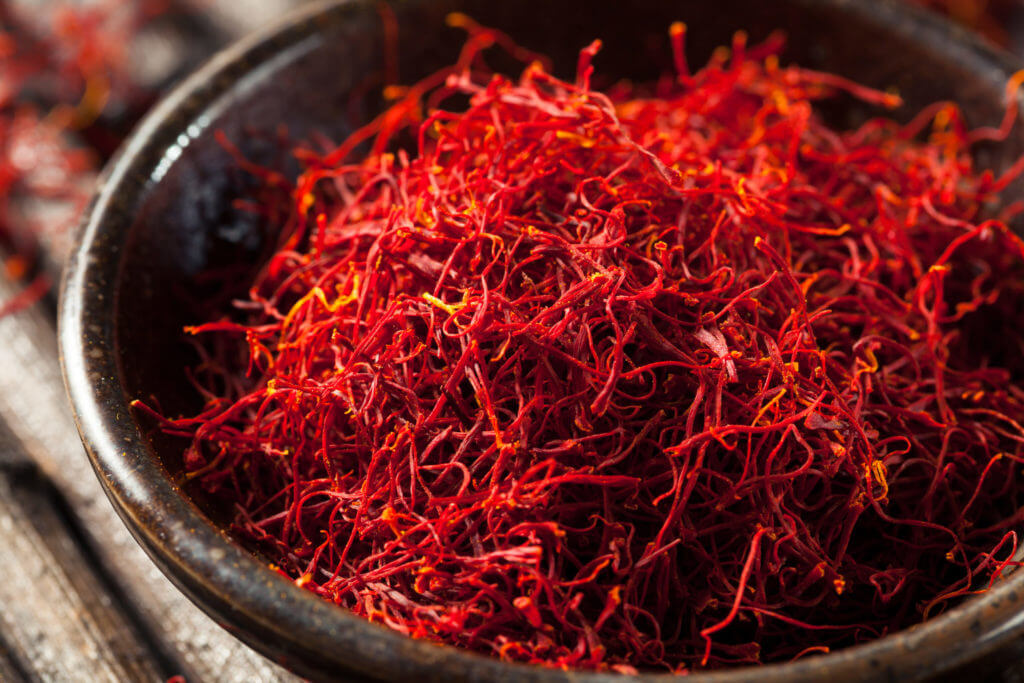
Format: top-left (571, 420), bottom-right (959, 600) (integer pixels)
top-left (445, 11), bottom-right (471, 28)
top-left (422, 292), bottom-right (459, 315)
top-left (382, 84), bottom-right (408, 100)
top-left (884, 94), bottom-right (903, 108)
top-left (1007, 70), bottom-right (1024, 98)
top-left (669, 21), bottom-right (686, 36)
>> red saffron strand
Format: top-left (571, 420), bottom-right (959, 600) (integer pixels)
top-left (699, 527), bottom-right (770, 666)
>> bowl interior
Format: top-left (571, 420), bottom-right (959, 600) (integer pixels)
top-left (78, 0), bottom-right (1024, 679)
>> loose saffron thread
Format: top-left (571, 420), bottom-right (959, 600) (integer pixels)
top-left (700, 527), bottom-right (770, 665)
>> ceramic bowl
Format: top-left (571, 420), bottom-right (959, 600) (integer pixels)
top-left (60, 0), bottom-right (1024, 680)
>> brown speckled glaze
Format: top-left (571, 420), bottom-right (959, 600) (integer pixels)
top-left (58, 0), bottom-right (1024, 680)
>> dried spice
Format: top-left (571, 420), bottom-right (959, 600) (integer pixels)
top-left (910, 0), bottom-right (1021, 49)
top-left (142, 21), bottom-right (1024, 671)
top-left (0, 0), bottom-right (172, 313)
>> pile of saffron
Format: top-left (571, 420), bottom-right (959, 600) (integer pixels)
top-left (144, 22), bottom-right (1024, 671)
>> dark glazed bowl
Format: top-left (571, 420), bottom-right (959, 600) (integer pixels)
top-left (60, 0), bottom-right (1024, 681)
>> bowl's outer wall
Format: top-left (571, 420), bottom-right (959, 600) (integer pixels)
top-left (61, 0), bottom-right (1024, 681)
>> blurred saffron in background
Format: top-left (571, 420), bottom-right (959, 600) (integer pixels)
top-left (913, 0), bottom-right (1024, 52)
top-left (0, 0), bottom-right (194, 314)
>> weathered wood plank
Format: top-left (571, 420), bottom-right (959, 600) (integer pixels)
top-left (0, 463), bottom-right (165, 682)
top-left (0, 632), bottom-right (31, 683)
top-left (181, 0), bottom-right (305, 38)
top-left (0, 279), bottom-right (299, 683)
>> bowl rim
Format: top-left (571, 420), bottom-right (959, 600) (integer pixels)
top-left (59, 0), bottom-right (1024, 680)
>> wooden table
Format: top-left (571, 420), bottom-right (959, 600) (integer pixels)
top-left (2, 1), bottom-right (1024, 680)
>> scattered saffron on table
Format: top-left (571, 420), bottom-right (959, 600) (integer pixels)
top-left (141, 21), bottom-right (1024, 672)
top-left (0, 0), bottom-right (174, 314)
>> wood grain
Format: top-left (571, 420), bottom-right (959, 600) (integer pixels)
top-left (0, 461), bottom-right (164, 682)
top-left (181, 0), bottom-right (306, 38)
top-left (0, 631), bottom-right (31, 683)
